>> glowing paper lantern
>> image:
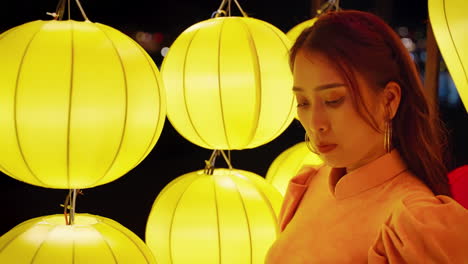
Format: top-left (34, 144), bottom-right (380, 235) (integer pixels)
top-left (162, 17), bottom-right (295, 150)
top-left (0, 20), bottom-right (166, 188)
top-left (146, 168), bottom-right (282, 264)
top-left (286, 18), bottom-right (317, 42)
top-left (429, 0), bottom-right (468, 110)
top-left (0, 214), bottom-right (156, 263)
top-left (266, 142), bottom-right (323, 196)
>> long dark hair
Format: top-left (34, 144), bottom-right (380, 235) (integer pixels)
top-left (290, 10), bottom-right (451, 196)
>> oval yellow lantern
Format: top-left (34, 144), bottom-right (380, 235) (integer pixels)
top-left (286, 18), bottom-right (317, 42)
top-left (0, 20), bottom-right (166, 189)
top-left (146, 168), bottom-right (282, 264)
top-left (429, 0), bottom-right (468, 111)
top-left (162, 17), bottom-right (295, 150)
top-left (266, 142), bottom-right (323, 196)
top-left (0, 214), bottom-right (156, 264)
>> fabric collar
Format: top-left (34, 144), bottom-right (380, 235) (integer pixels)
top-left (328, 149), bottom-right (408, 199)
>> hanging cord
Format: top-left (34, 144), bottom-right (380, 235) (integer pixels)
top-left (74, 0), bottom-right (90, 21)
top-left (62, 189), bottom-right (82, 225)
top-left (212, 0), bottom-right (248, 18)
top-left (204, 149), bottom-right (234, 175)
top-left (316, 0), bottom-right (341, 16)
top-left (232, 0), bottom-right (248, 17)
top-left (47, 0), bottom-right (90, 21)
top-left (219, 150), bottom-right (233, 170)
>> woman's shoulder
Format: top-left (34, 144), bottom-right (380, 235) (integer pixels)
top-left (369, 190), bottom-right (468, 263)
top-left (288, 164), bottom-right (325, 186)
top-left (277, 164), bottom-right (325, 231)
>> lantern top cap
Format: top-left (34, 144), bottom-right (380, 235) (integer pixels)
top-left (39, 214), bottom-right (100, 226)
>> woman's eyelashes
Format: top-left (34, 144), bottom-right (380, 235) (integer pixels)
top-left (325, 96), bottom-right (345, 106)
top-left (296, 96), bottom-right (345, 108)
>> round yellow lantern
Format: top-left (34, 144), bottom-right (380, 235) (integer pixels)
top-left (146, 168), bottom-right (282, 264)
top-left (0, 20), bottom-right (166, 189)
top-left (286, 18), bottom-right (317, 42)
top-left (0, 214), bottom-right (156, 263)
top-left (266, 142), bottom-right (323, 196)
top-left (162, 17), bottom-right (295, 150)
top-left (429, 0), bottom-right (468, 111)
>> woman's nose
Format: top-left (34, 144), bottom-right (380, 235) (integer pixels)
top-left (303, 107), bottom-right (330, 135)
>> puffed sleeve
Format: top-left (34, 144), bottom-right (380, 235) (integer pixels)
top-left (278, 165), bottom-right (320, 231)
top-left (368, 193), bottom-right (468, 263)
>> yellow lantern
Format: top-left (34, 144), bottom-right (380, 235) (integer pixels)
top-left (429, 0), bottom-right (468, 111)
top-left (162, 17), bottom-right (295, 150)
top-left (266, 142), bottom-right (323, 196)
top-left (146, 168), bottom-right (282, 264)
top-left (0, 214), bottom-right (156, 263)
top-left (286, 18), bottom-right (317, 42)
top-left (0, 20), bottom-right (166, 189)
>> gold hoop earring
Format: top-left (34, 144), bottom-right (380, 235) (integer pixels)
top-left (304, 133), bottom-right (318, 154)
top-left (384, 110), bottom-right (393, 153)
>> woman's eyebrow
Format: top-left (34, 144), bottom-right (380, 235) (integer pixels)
top-left (293, 83), bottom-right (346, 92)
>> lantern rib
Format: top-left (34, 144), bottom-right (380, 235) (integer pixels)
top-left (28, 226), bottom-right (59, 264)
top-left (239, 173), bottom-right (279, 236)
top-left (443, 0), bottom-right (468, 85)
top-left (237, 19), bottom-right (262, 147)
top-left (129, 38), bottom-right (165, 165)
top-left (212, 174), bottom-right (222, 263)
top-left (93, 228), bottom-right (120, 264)
top-left (133, 46), bottom-right (165, 163)
top-left (66, 21), bottom-right (75, 188)
top-left (71, 240), bottom-right (75, 264)
top-left (146, 173), bottom-right (195, 263)
top-left (266, 147), bottom-right (290, 184)
top-left (167, 176), bottom-right (199, 264)
top-left (0, 218), bottom-right (42, 254)
top-left (101, 221), bottom-right (154, 264)
top-left (0, 26), bottom-right (20, 42)
top-left (255, 22), bottom-right (296, 145)
top-left (217, 18), bottom-right (232, 149)
top-left (13, 23), bottom-right (49, 187)
top-left (88, 25), bottom-right (129, 187)
top-left (0, 164), bottom-right (13, 178)
top-left (181, 27), bottom-right (213, 149)
top-left (231, 175), bottom-right (253, 263)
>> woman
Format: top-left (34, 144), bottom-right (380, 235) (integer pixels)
top-left (266, 10), bottom-right (468, 263)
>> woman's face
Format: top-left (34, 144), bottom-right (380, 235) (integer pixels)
top-left (293, 50), bottom-right (386, 171)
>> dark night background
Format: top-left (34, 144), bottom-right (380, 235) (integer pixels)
top-left (0, 0), bottom-right (466, 240)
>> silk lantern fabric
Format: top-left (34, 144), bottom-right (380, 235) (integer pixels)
top-left (162, 17), bottom-right (295, 150)
top-left (266, 142), bottom-right (323, 196)
top-left (0, 214), bottom-right (156, 264)
top-left (286, 18), bottom-right (317, 42)
top-left (146, 168), bottom-right (282, 264)
top-left (429, 0), bottom-right (468, 111)
top-left (0, 20), bottom-right (166, 189)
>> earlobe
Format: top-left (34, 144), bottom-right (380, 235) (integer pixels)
top-left (384, 81), bottom-right (401, 119)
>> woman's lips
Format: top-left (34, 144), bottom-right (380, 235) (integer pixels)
top-left (316, 144), bottom-right (337, 153)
